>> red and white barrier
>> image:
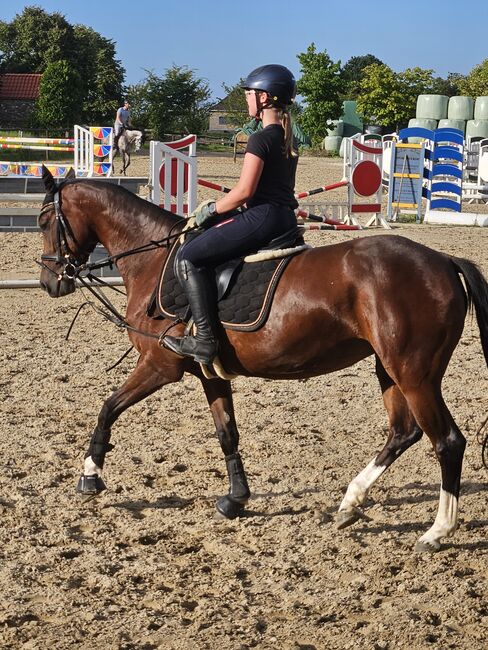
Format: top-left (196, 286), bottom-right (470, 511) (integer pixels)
top-left (342, 136), bottom-right (389, 228)
top-left (149, 135), bottom-right (198, 214)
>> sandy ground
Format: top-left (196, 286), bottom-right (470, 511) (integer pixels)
top-left (0, 153), bottom-right (487, 649)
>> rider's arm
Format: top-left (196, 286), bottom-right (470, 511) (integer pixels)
top-left (116, 108), bottom-right (123, 124)
top-left (214, 152), bottom-right (263, 214)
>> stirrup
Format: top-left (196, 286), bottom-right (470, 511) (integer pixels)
top-left (163, 334), bottom-right (218, 365)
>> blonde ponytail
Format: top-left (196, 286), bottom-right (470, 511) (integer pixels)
top-left (281, 109), bottom-right (298, 158)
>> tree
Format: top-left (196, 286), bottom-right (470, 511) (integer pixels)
top-left (0, 6), bottom-right (125, 125)
top-left (356, 63), bottom-right (400, 127)
top-left (296, 43), bottom-right (344, 145)
top-left (72, 25), bottom-right (125, 124)
top-left (431, 72), bottom-right (465, 97)
top-left (357, 64), bottom-right (434, 130)
top-left (460, 59), bottom-right (488, 97)
top-left (35, 60), bottom-right (83, 127)
top-left (397, 66), bottom-right (435, 121)
top-left (128, 65), bottom-right (211, 139)
top-left (341, 54), bottom-right (384, 99)
top-left (0, 6), bottom-right (76, 73)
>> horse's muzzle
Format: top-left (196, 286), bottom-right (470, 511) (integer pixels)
top-left (40, 272), bottom-right (76, 297)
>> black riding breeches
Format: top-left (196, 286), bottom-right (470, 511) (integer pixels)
top-left (180, 203), bottom-right (297, 268)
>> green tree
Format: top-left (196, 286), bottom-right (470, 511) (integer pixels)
top-left (431, 72), bottom-right (465, 97)
top-left (460, 59), bottom-right (488, 97)
top-left (357, 64), bottom-right (434, 129)
top-left (35, 60), bottom-right (83, 127)
top-left (72, 25), bottom-right (125, 124)
top-left (129, 65), bottom-right (211, 139)
top-left (0, 6), bottom-right (76, 72)
top-left (0, 6), bottom-right (125, 125)
top-left (397, 66), bottom-right (435, 121)
top-left (296, 43), bottom-right (344, 145)
top-left (341, 54), bottom-right (384, 99)
top-left (356, 63), bottom-right (400, 127)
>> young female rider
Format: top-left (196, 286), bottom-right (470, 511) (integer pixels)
top-left (163, 64), bottom-right (298, 365)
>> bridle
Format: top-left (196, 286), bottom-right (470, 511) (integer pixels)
top-left (36, 184), bottom-right (195, 343)
top-left (38, 190), bottom-right (86, 282)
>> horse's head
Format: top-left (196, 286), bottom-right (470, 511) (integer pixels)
top-left (132, 130), bottom-right (143, 152)
top-left (38, 166), bottom-right (98, 297)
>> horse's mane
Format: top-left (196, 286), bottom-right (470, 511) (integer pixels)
top-left (57, 177), bottom-right (184, 230)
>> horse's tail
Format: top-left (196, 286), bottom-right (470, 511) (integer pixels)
top-left (452, 256), bottom-right (488, 364)
top-left (451, 255), bottom-right (488, 468)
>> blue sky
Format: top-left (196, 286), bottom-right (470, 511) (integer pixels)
top-left (3, 0), bottom-right (488, 99)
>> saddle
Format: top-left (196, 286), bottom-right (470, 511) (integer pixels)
top-left (147, 227), bottom-right (308, 332)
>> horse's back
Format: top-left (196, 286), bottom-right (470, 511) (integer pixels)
top-left (259, 234), bottom-right (467, 365)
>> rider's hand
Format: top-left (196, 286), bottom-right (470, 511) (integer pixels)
top-left (192, 200), bottom-right (217, 227)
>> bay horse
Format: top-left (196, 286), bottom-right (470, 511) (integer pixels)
top-left (37, 167), bottom-right (488, 553)
top-left (113, 128), bottom-right (144, 175)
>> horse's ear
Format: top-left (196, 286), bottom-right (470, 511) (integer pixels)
top-left (66, 167), bottom-right (76, 180)
top-left (42, 165), bottom-right (56, 194)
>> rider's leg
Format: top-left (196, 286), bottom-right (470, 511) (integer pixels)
top-left (163, 205), bottom-right (296, 364)
top-left (163, 259), bottom-right (219, 364)
top-left (113, 124), bottom-right (122, 151)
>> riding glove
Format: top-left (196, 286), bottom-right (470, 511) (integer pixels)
top-left (192, 200), bottom-right (217, 227)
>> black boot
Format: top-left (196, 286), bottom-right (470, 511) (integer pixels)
top-left (163, 260), bottom-right (219, 364)
top-left (113, 133), bottom-right (120, 152)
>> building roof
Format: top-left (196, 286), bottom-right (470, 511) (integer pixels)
top-left (0, 73), bottom-right (42, 100)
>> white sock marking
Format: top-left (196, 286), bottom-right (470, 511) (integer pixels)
top-left (339, 458), bottom-right (386, 511)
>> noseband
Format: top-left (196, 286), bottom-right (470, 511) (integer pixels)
top-left (38, 190), bottom-right (84, 281)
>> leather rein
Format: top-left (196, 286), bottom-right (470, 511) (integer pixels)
top-left (37, 189), bottom-right (190, 342)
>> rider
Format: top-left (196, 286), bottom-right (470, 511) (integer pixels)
top-left (163, 64), bottom-right (299, 365)
top-left (113, 99), bottom-right (132, 151)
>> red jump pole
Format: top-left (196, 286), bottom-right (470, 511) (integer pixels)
top-left (295, 180), bottom-right (349, 200)
top-left (198, 178), bottom-right (231, 193)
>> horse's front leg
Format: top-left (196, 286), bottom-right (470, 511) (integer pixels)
top-left (201, 377), bottom-right (250, 519)
top-left (77, 353), bottom-right (183, 496)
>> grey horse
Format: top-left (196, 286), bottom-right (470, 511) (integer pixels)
top-left (113, 129), bottom-right (144, 175)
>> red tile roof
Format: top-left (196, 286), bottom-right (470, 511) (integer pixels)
top-left (0, 73), bottom-right (42, 100)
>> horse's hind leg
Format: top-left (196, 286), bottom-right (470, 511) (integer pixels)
top-left (78, 354), bottom-right (182, 496)
top-left (121, 152), bottom-right (130, 176)
top-left (403, 384), bottom-right (466, 552)
top-left (201, 377), bottom-right (250, 519)
top-left (337, 357), bottom-right (423, 528)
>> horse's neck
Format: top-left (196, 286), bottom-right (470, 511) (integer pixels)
top-left (93, 198), bottom-right (174, 291)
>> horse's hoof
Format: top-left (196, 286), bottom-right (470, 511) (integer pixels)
top-left (336, 506), bottom-right (365, 529)
top-left (215, 495), bottom-right (246, 519)
top-left (414, 539), bottom-right (441, 553)
top-left (76, 474), bottom-right (106, 497)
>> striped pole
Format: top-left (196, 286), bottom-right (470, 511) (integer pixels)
top-left (0, 136), bottom-right (74, 145)
top-left (198, 178), bottom-right (231, 193)
top-left (295, 180), bottom-right (348, 199)
top-left (0, 143), bottom-right (74, 152)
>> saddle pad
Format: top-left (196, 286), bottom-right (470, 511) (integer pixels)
top-left (150, 240), bottom-right (294, 332)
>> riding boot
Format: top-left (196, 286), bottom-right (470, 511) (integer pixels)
top-left (113, 134), bottom-right (120, 152)
top-left (163, 260), bottom-right (219, 364)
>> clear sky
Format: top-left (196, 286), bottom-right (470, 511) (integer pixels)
top-left (3, 0), bottom-right (488, 99)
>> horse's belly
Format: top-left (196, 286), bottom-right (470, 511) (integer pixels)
top-left (226, 331), bottom-right (374, 379)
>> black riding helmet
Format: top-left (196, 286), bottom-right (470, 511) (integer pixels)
top-left (241, 64), bottom-right (296, 107)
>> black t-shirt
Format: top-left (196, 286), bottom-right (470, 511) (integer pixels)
top-left (245, 124), bottom-right (298, 209)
